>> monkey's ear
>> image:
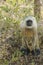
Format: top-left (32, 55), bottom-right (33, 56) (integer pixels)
top-left (20, 20), bottom-right (26, 29)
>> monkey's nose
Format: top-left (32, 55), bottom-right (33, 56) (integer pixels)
top-left (26, 20), bottom-right (32, 26)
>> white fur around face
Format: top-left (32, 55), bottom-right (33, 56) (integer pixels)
top-left (20, 16), bottom-right (37, 29)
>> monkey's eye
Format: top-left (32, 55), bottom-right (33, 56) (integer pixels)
top-left (26, 20), bottom-right (32, 26)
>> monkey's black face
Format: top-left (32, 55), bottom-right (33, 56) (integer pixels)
top-left (26, 20), bottom-right (32, 26)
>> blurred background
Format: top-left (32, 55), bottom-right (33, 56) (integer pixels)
top-left (0, 0), bottom-right (43, 65)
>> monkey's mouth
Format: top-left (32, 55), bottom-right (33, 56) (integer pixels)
top-left (26, 26), bottom-right (33, 29)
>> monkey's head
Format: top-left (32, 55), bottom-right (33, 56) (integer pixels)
top-left (20, 16), bottom-right (37, 29)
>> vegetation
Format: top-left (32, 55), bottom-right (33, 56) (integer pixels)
top-left (0, 0), bottom-right (43, 65)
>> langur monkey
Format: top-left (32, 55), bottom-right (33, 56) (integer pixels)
top-left (20, 16), bottom-right (40, 55)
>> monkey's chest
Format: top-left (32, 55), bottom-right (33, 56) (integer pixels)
top-left (23, 29), bottom-right (34, 38)
top-left (22, 29), bottom-right (34, 51)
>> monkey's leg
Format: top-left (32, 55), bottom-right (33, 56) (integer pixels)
top-left (34, 28), bottom-right (40, 48)
top-left (21, 36), bottom-right (31, 55)
top-left (33, 29), bottom-right (40, 55)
